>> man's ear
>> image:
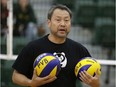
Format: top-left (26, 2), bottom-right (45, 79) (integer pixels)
top-left (47, 19), bottom-right (51, 28)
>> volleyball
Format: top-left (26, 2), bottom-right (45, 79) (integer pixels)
top-left (33, 53), bottom-right (61, 77)
top-left (75, 57), bottom-right (101, 80)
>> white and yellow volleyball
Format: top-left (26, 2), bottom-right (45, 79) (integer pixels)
top-left (33, 53), bottom-right (61, 77)
top-left (75, 57), bottom-right (101, 80)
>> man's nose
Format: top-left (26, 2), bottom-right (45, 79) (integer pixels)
top-left (60, 20), bottom-right (66, 26)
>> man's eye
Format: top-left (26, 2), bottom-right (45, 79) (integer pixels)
top-left (65, 20), bottom-right (69, 21)
top-left (56, 19), bottom-right (60, 21)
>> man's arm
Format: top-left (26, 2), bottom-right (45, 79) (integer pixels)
top-left (12, 69), bottom-right (57, 87)
top-left (12, 70), bottom-right (32, 86)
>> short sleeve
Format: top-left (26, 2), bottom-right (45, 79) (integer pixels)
top-left (12, 42), bottom-right (35, 78)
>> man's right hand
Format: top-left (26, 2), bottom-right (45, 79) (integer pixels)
top-left (30, 69), bottom-right (57, 87)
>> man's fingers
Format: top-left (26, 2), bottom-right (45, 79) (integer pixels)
top-left (33, 68), bottom-right (38, 77)
top-left (38, 75), bottom-right (57, 85)
top-left (43, 76), bottom-right (57, 84)
top-left (79, 71), bottom-right (92, 84)
top-left (94, 69), bottom-right (100, 78)
top-left (83, 70), bottom-right (92, 78)
top-left (41, 75), bottom-right (57, 81)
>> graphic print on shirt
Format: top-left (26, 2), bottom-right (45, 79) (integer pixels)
top-left (53, 52), bottom-right (67, 68)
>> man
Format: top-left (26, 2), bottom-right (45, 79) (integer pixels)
top-left (12, 4), bottom-right (100, 87)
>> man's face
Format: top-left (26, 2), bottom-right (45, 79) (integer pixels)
top-left (47, 9), bottom-right (71, 38)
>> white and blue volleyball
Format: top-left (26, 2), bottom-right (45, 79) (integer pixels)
top-left (33, 53), bottom-right (61, 77)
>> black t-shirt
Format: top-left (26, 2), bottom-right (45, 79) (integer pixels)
top-left (12, 34), bottom-right (91, 87)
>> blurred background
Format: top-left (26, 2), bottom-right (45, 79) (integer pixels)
top-left (0, 0), bottom-right (115, 87)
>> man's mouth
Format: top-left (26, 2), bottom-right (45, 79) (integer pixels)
top-left (59, 29), bottom-right (66, 31)
top-left (58, 29), bottom-right (66, 34)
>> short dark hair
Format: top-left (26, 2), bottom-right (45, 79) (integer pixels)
top-left (47, 4), bottom-right (72, 20)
